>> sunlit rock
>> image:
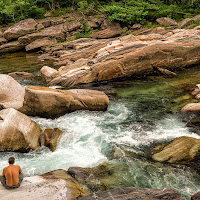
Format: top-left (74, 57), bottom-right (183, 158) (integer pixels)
top-left (0, 169), bottom-right (89, 200)
top-left (40, 66), bottom-right (58, 82)
top-left (181, 103), bottom-right (200, 113)
top-left (19, 86), bottom-right (109, 118)
top-left (0, 108), bottom-right (41, 152)
top-left (0, 74), bottom-right (25, 110)
top-left (152, 136), bottom-right (200, 164)
top-left (45, 29), bottom-right (200, 88)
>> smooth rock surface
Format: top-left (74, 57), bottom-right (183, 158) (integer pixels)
top-left (4, 18), bottom-right (37, 40)
top-left (0, 169), bottom-right (89, 200)
top-left (0, 74), bottom-right (25, 109)
top-left (152, 136), bottom-right (200, 164)
top-left (0, 108), bottom-right (41, 151)
top-left (77, 187), bottom-right (185, 200)
top-left (46, 29), bottom-right (200, 87)
top-left (19, 86), bottom-right (109, 118)
top-left (181, 103), bottom-right (200, 113)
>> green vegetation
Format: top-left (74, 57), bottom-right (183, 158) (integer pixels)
top-left (75, 24), bottom-right (93, 39)
top-left (0, 0), bottom-right (200, 25)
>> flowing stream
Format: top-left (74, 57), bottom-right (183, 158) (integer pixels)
top-left (0, 52), bottom-right (200, 198)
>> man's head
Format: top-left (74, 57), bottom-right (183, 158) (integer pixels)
top-left (8, 157), bottom-right (15, 165)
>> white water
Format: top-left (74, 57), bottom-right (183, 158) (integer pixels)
top-left (0, 99), bottom-right (199, 173)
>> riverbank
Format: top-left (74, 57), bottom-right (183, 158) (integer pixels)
top-left (1, 14), bottom-right (200, 199)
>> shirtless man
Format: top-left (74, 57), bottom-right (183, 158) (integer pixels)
top-left (0, 157), bottom-right (23, 189)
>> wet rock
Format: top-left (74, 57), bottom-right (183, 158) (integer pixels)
top-left (179, 18), bottom-right (194, 29)
top-left (25, 38), bottom-right (57, 52)
top-left (77, 187), bottom-right (185, 200)
top-left (191, 191), bottom-right (200, 200)
top-left (4, 18), bottom-right (37, 41)
top-left (0, 169), bottom-right (89, 200)
top-left (68, 162), bottom-right (126, 191)
top-left (0, 74), bottom-right (25, 109)
top-left (152, 136), bottom-right (200, 164)
top-left (0, 108), bottom-right (41, 152)
top-left (19, 86), bottom-right (109, 118)
top-left (156, 17), bottom-right (178, 27)
top-left (0, 41), bottom-right (25, 53)
top-left (40, 128), bottom-right (63, 152)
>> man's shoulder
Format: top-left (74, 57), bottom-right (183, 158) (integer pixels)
top-left (3, 166), bottom-right (9, 170)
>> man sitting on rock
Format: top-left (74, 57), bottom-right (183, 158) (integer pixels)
top-left (0, 157), bottom-right (23, 189)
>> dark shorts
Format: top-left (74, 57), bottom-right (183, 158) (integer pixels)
top-left (0, 174), bottom-right (24, 190)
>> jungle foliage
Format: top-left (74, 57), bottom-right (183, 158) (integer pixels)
top-left (0, 0), bottom-right (200, 25)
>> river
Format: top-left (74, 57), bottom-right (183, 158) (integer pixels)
top-left (0, 52), bottom-right (200, 198)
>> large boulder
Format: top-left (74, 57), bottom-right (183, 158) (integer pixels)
top-left (19, 86), bottom-right (109, 118)
top-left (152, 136), bottom-right (200, 164)
top-left (77, 187), bottom-right (185, 200)
top-left (4, 18), bottom-right (37, 41)
top-left (0, 108), bottom-right (41, 152)
top-left (0, 169), bottom-right (89, 200)
top-left (0, 74), bottom-right (25, 110)
top-left (46, 30), bottom-right (200, 87)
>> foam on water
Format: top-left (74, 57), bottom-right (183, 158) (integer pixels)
top-left (0, 98), bottom-right (199, 177)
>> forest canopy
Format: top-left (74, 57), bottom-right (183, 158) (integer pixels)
top-left (0, 0), bottom-right (200, 25)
